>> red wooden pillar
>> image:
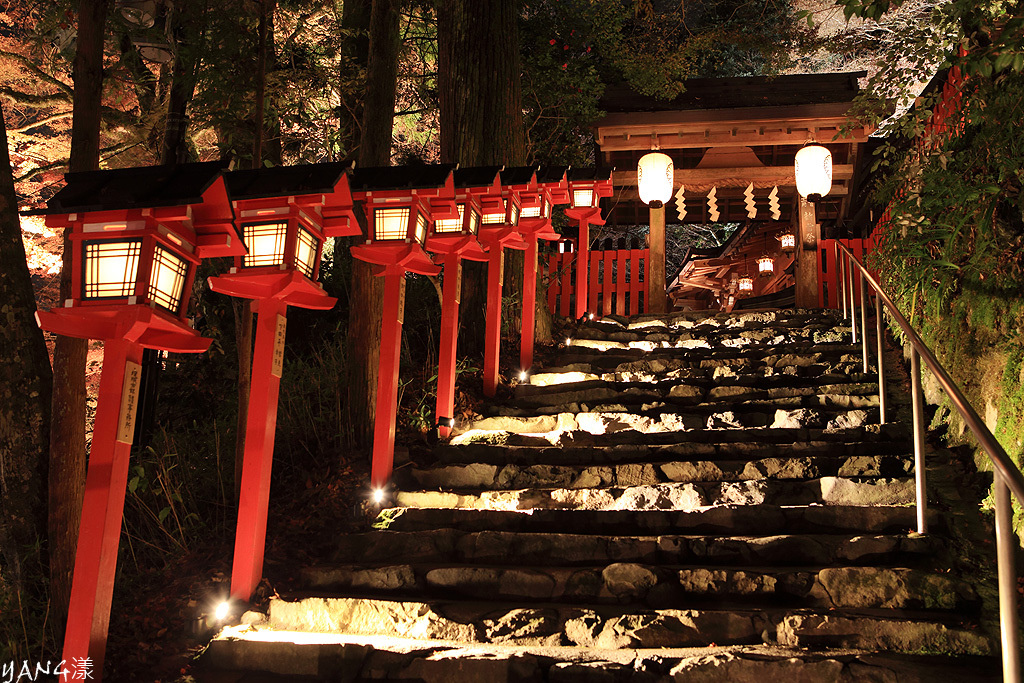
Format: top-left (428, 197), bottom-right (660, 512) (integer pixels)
top-left (62, 337), bottom-right (144, 675)
top-left (436, 253), bottom-right (462, 438)
top-left (371, 266), bottom-right (406, 487)
top-left (483, 246), bottom-right (504, 397)
top-left (574, 219), bottom-right (590, 319)
top-left (520, 239), bottom-right (538, 371)
top-left (229, 296), bottom-right (288, 601)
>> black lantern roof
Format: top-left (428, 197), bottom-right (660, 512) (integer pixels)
top-left (567, 167), bottom-right (613, 182)
top-left (499, 166), bottom-right (539, 186)
top-left (536, 166), bottom-right (569, 184)
top-left (42, 161), bottom-right (227, 213)
top-left (350, 164), bottom-right (456, 192)
top-left (226, 162), bottom-right (352, 200)
top-left (453, 166), bottom-right (501, 189)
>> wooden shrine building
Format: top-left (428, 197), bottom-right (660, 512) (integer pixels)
top-left (592, 71), bottom-right (875, 312)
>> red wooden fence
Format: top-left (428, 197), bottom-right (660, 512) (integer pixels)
top-left (544, 239), bottom-right (648, 317)
top-left (817, 237), bottom-right (878, 309)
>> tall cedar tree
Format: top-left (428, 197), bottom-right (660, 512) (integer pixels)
top-left (0, 103), bottom-right (52, 607)
top-left (49, 0), bottom-right (109, 625)
top-left (438, 0), bottom-right (527, 354)
top-left (345, 0), bottom-right (401, 450)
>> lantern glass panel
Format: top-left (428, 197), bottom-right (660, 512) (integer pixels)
top-left (294, 226), bottom-right (319, 278)
top-left (374, 207), bottom-right (410, 240)
top-left (149, 244), bottom-right (189, 313)
top-left (243, 222), bottom-right (288, 267)
top-left (738, 276), bottom-right (754, 292)
top-left (780, 232), bottom-right (796, 251)
top-left (572, 189), bottom-right (595, 207)
top-left (510, 202), bottom-right (520, 225)
top-left (435, 204), bottom-right (465, 233)
top-left (467, 207), bottom-right (480, 235)
top-left (84, 240), bottom-right (142, 299)
top-left (414, 213), bottom-right (428, 244)
top-left (521, 204), bottom-right (542, 219)
top-left (757, 255), bottom-right (774, 277)
top-left (482, 205), bottom-right (505, 224)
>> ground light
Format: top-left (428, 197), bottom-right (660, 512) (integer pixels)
top-left (372, 489), bottom-right (386, 505)
top-left (214, 601), bottom-right (231, 622)
top-left (519, 370), bottom-right (528, 381)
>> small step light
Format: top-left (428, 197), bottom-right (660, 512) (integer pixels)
top-left (519, 370), bottom-right (528, 381)
top-left (214, 601), bottom-right (230, 622)
top-left (372, 488), bottom-right (385, 505)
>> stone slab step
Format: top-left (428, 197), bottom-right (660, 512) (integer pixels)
top-left (295, 564), bottom-right (975, 612)
top-left (330, 529), bottom-right (941, 568)
top-left (447, 423), bottom-right (910, 449)
top-left (525, 361), bottom-right (883, 387)
top-left (262, 595), bottom-right (992, 654)
top-left (516, 376), bottom-right (881, 399)
top-left (553, 348), bottom-right (866, 371)
top-left (400, 454), bottom-right (914, 491)
top-left (392, 477), bottom-right (916, 511)
top-left (422, 439), bottom-right (913, 466)
top-left (466, 407), bottom-right (882, 436)
top-left (373, 504), bottom-right (935, 536)
top-left (198, 634), bottom-right (1001, 683)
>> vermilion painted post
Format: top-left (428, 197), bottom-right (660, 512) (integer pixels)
top-left (560, 249), bottom-right (572, 318)
top-left (520, 239), bottom-right (538, 371)
top-left (371, 267), bottom-right (406, 487)
top-left (574, 219), bottom-right (589, 319)
top-left (229, 296), bottom-right (288, 601)
top-left (62, 337), bottom-right (144, 676)
top-left (436, 253), bottom-right (462, 439)
top-left (602, 249), bottom-right (613, 317)
top-left (483, 246), bottom-right (504, 397)
top-left (616, 247), bottom-right (627, 315)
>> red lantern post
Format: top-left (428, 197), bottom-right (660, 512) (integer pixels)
top-left (517, 166), bottom-right (569, 371)
top-left (349, 166), bottom-right (457, 490)
top-left (207, 163), bottom-right (359, 602)
top-left (478, 169), bottom-right (527, 397)
top-left (429, 167), bottom-right (494, 438)
top-left (33, 163), bottom-right (240, 679)
top-left (565, 168), bottom-right (614, 319)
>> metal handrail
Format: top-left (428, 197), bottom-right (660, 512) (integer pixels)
top-left (835, 241), bottom-right (1022, 682)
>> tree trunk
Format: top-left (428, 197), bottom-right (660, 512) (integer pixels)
top-left (49, 0), bottom-right (108, 625)
top-left (338, 0), bottom-right (371, 163)
top-left (345, 0), bottom-right (400, 450)
top-left (0, 104), bottom-right (52, 597)
top-left (437, 0), bottom-right (526, 354)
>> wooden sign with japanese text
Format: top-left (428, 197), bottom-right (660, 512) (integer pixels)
top-left (116, 361), bottom-right (142, 444)
top-left (271, 314), bottom-right (287, 378)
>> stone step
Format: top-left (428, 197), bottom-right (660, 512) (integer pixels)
top-left (517, 374), bottom-right (882, 399)
top-left (391, 477), bottom-right (915, 511)
top-left (198, 635), bottom-right (1001, 682)
top-left (448, 420), bottom-right (908, 449)
top-left (553, 347), bottom-right (867, 371)
top-left (372, 504), bottom-right (934, 536)
top-left (330, 529), bottom-right (941, 568)
top-left (422, 440), bottom-right (911, 467)
top-left (295, 564), bottom-right (975, 612)
top-left (261, 595), bottom-right (992, 655)
top-left (422, 439), bottom-right (913, 467)
top-left (399, 454), bottom-right (914, 491)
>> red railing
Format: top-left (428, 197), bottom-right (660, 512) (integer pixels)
top-left (818, 236), bottom-right (877, 308)
top-left (544, 239), bottom-right (648, 317)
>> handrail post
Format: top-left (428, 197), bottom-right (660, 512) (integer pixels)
top-left (838, 243), bottom-right (847, 318)
top-left (911, 348), bottom-right (928, 535)
top-left (848, 251), bottom-right (858, 344)
top-left (860, 271), bottom-right (869, 374)
top-left (995, 472), bottom-right (1022, 681)
top-left (875, 293), bottom-right (887, 424)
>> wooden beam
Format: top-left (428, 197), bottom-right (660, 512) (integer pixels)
top-left (613, 165), bottom-right (854, 188)
top-left (599, 127), bottom-right (871, 151)
top-left (794, 196), bottom-right (820, 308)
top-left (649, 205), bottom-right (667, 313)
top-left (596, 102), bottom-right (861, 130)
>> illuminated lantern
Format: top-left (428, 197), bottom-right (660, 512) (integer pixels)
top-left (738, 275), bottom-right (754, 293)
top-left (33, 162), bottom-right (241, 676)
top-left (565, 168), bottom-right (614, 320)
top-left (637, 152), bottom-right (674, 207)
top-left (779, 231), bottom-right (796, 253)
top-left (208, 163), bottom-right (358, 604)
top-left (757, 254), bottom-right (775, 277)
top-left (349, 165), bottom-right (455, 490)
top-left (794, 144), bottom-right (832, 200)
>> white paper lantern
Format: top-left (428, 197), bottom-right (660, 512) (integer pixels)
top-left (638, 152), bottom-right (674, 206)
top-left (794, 145), bottom-right (832, 199)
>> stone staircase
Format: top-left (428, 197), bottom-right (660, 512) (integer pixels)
top-left (200, 309), bottom-right (1002, 681)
